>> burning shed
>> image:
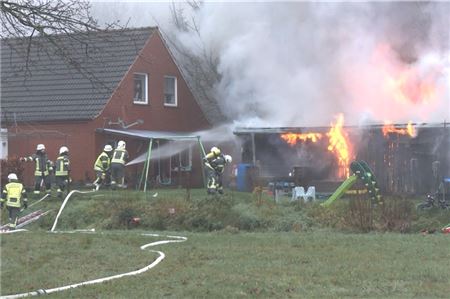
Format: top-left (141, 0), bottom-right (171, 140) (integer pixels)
top-left (234, 121), bottom-right (449, 196)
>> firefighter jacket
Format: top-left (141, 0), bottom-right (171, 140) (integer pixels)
top-left (203, 151), bottom-right (220, 170)
top-left (94, 152), bottom-right (111, 172)
top-left (204, 151), bottom-right (220, 161)
top-left (1, 181), bottom-right (27, 208)
top-left (111, 149), bottom-right (129, 165)
top-left (205, 154), bottom-right (226, 174)
top-left (23, 152), bottom-right (53, 176)
top-left (55, 154), bottom-right (70, 177)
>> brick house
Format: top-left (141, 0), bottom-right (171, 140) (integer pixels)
top-left (1, 27), bottom-right (224, 188)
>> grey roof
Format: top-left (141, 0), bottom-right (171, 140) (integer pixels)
top-left (1, 27), bottom-right (155, 123)
top-left (233, 122), bottom-right (448, 134)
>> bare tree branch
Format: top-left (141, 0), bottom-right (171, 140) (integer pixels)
top-left (1, 0), bottom-right (123, 88)
top-left (161, 1), bottom-right (227, 124)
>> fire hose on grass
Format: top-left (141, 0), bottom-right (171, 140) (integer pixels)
top-left (0, 194), bottom-right (51, 232)
top-left (21, 193), bottom-right (50, 212)
top-left (1, 189), bottom-right (188, 299)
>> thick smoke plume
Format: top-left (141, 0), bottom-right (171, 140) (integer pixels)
top-left (92, 1), bottom-right (450, 127)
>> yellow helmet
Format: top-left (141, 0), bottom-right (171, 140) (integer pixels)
top-left (211, 147), bottom-right (221, 156)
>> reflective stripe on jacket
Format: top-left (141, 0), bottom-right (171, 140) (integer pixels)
top-left (55, 155), bottom-right (70, 176)
top-left (209, 155), bottom-right (226, 174)
top-left (111, 149), bottom-right (129, 165)
top-left (1, 182), bottom-right (27, 208)
top-left (25, 153), bottom-right (52, 176)
top-left (94, 152), bottom-right (110, 172)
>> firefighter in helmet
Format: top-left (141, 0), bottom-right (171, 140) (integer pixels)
top-left (93, 144), bottom-right (113, 190)
top-left (203, 147), bottom-right (232, 194)
top-left (111, 140), bottom-right (129, 189)
top-left (55, 146), bottom-right (71, 198)
top-left (20, 144), bottom-right (53, 195)
top-left (1, 173), bottom-right (28, 230)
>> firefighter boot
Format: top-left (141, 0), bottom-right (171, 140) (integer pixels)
top-left (217, 186), bottom-right (224, 195)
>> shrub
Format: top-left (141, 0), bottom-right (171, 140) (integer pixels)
top-left (376, 196), bottom-right (414, 233)
top-left (1, 157), bottom-right (25, 186)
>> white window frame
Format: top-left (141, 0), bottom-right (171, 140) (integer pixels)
top-left (163, 76), bottom-right (177, 107)
top-left (133, 73), bottom-right (148, 105)
top-left (0, 128), bottom-right (8, 160)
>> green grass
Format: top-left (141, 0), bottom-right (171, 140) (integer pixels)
top-left (1, 230), bottom-right (450, 298)
top-left (27, 188), bottom-right (447, 234)
top-left (1, 189), bottom-right (450, 298)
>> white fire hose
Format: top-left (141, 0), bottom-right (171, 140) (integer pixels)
top-left (1, 189), bottom-right (187, 299)
top-left (50, 189), bottom-right (96, 232)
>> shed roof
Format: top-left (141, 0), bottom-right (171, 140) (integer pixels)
top-left (97, 128), bottom-right (201, 140)
top-left (1, 27), bottom-right (155, 123)
top-left (233, 123), bottom-right (448, 135)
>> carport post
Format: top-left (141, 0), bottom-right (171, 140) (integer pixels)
top-left (251, 132), bottom-right (256, 165)
top-left (143, 138), bottom-right (153, 192)
top-left (198, 136), bottom-right (207, 188)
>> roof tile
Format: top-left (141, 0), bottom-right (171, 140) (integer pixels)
top-left (1, 27), bottom-right (155, 123)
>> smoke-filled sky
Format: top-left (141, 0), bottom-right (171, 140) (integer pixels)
top-left (91, 1), bottom-right (450, 127)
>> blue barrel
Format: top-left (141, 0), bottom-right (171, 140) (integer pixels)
top-left (236, 163), bottom-right (252, 192)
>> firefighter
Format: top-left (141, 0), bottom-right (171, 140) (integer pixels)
top-left (20, 144), bottom-right (53, 195)
top-left (1, 173), bottom-right (28, 230)
top-left (55, 146), bottom-right (71, 198)
top-left (93, 144), bottom-right (113, 190)
top-left (203, 147), bottom-right (232, 194)
top-left (110, 140), bottom-right (129, 189)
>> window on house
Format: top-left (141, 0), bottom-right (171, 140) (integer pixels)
top-left (133, 73), bottom-right (148, 104)
top-left (164, 76), bottom-right (177, 106)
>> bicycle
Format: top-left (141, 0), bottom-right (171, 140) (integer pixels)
top-left (417, 194), bottom-right (450, 210)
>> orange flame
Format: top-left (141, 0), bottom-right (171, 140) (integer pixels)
top-left (382, 121), bottom-right (417, 137)
top-left (280, 132), bottom-right (323, 146)
top-left (385, 67), bottom-right (437, 106)
top-left (327, 114), bottom-right (352, 178)
top-left (279, 114), bottom-right (353, 179)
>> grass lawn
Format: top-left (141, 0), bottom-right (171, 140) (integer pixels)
top-left (1, 230), bottom-right (450, 298)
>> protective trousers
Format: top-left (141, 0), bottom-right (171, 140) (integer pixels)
top-left (55, 176), bottom-right (69, 198)
top-left (6, 206), bottom-right (20, 229)
top-left (207, 169), bottom-right (224, 194)
top-left (111, 163), bottom-right (125, 189)
top-left (34, 174), bottom-right (51, 195)
top-left (93, 170), bottom-right (109, 189)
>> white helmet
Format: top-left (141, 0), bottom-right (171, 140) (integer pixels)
top-left (118, 140), bottom-right (126, 149)
top-left (224, 155), bottom-right (232, 163)
top-left (8, 173), bottom-right (18, 181)
top-left (211, 146), bottom-right (221, 155)
top-left (59, 146), bottom-right (69, 154)
top-left (104, 144), bottom-right (113, 152)
top-left (36, 144), bottom-right (45, 151)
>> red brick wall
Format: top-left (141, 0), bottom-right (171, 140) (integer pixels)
top-left (6, 30), bottom-right (212, 188)
top-left (95, 31), bottom-right (211, 187)
top-left (100, 31), bottom-right (210, 132)
top-left (6, 120), bottom-right (97, 186)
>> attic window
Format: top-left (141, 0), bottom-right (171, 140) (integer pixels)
top-left (164, 76), bottom-right (177, 107)
top-left (133, 73), bottom-right (148, 104)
